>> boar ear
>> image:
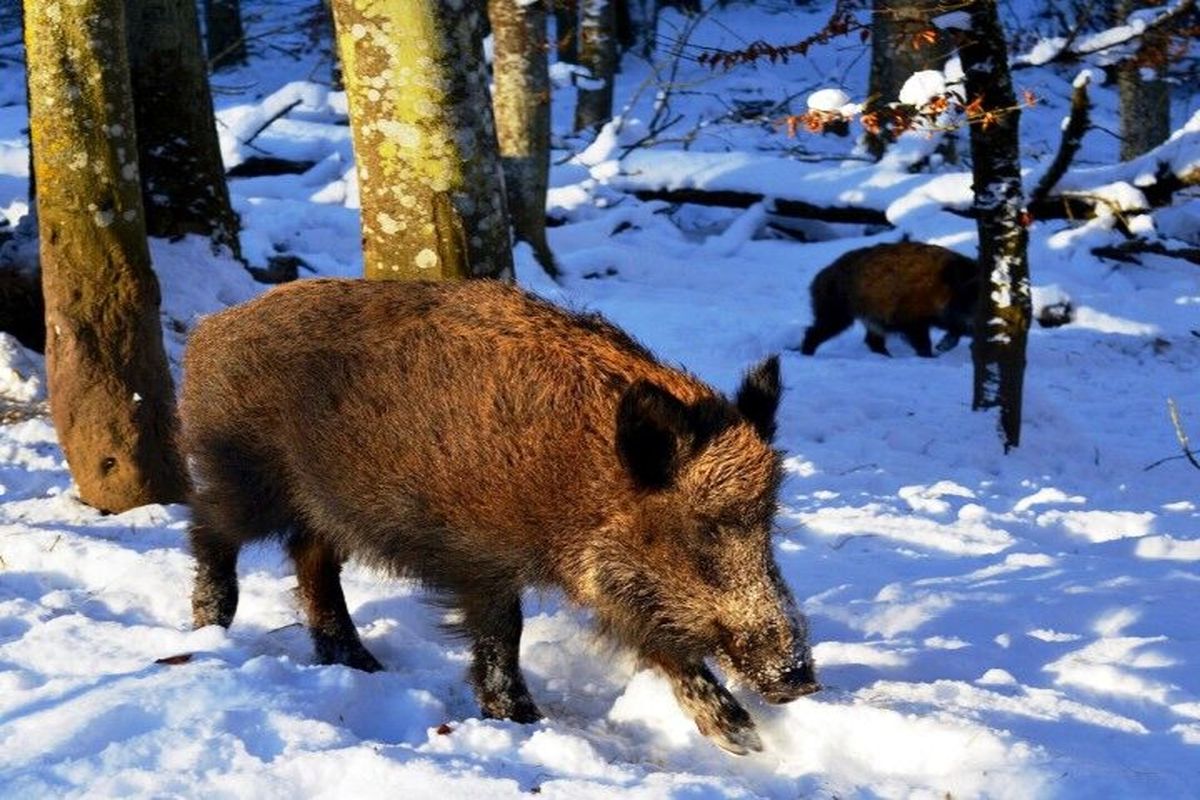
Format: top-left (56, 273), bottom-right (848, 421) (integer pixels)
top-left (736, 354), bottom-right (781, 442)
top-left (616, 380), bottom-right (692, 490)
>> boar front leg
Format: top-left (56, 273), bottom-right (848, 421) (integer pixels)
top-left (288, 534), bottom-right (383, 673)
top-left (462, 591), bottom-right (543, 723)
top-left (655, 657), bottom-right (762, 755)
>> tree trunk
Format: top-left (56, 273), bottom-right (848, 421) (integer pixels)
top-left (489, 0), bottom-right (558, 278)
top-left (553, 0), bottom-right (578, 63)
top-left (960, 0), bottom-right (1031, 451)
top-left (574, 0), bottom-right (617, 132)
top-left (865, 0), bottom-right (950, 158)
top-left (125, 0), bottom-right (241, 258)
top-left (24, 0), bottom-right (187, 511)
top-left (621, 0), bottom-right (656, 59)
top-left (203, 0), bottom-right (248, 70)
top-left (1115, 0), bottom-right (1170, 160)
top-left (331, 0), bottom-right (512, 281)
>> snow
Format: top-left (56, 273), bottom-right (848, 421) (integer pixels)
top-left (2, 1), bottom-right (1200, 798)
top-left (897, 70), bottom-right (946, 108)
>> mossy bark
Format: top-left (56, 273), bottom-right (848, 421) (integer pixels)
top-left (574, 0), bottom-right (617, 132)
top-left (24, 0), bottom-right (187, 511)
top-left (203, 0), bottom-right (248, 70)
top-left (489, 0), bottom-right (558, 278)
top-left (331, 0), bottom-right (512, 281)
top-left (126, 0), bottom-right (241, 258)
top-left (961, 0), bottom-right (1031, 451)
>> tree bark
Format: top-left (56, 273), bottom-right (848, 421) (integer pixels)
top-left (1115, 0), bottom-right (1170, 160)
top-left (125, 0), bottom-right (241, 258)
top-left (865, 0), bottom-right (951, 158)
top-left (574, 0), bottom-right (617, 132)
top-left (331, 0), bottom-right (512, 281)
top-left (24, 0), bottom-right (187, 511)
top-left (489, 0), bottom-right (558, 278)
top-left (960, 0), bottom-right (1031, 451)
top-left (203, 0), bottom-right (248, 70)
top-left (553, 0), bottom-right (579, 63)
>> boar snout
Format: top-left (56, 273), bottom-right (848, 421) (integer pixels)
top-left (759, 661), bottom-right (821, 704)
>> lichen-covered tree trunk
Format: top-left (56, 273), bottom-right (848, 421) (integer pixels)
top-left (203, 0), bottom-right (248, 70)
top-left (865, 0), bottom-right (950, 158)
top-left (961, 0), bottom-right (1031, 451)
top-left (24, 0), bottom-right (187, 511)
top-left (1115, 0), bottom-right (1170, 160)
top-left (331, 0), bottom-right (511, 281)
top-left (574, 0), bottom-right (617, 132)
top-left (489, 0), bottom-right (558, 278)
top-left (125, 0), bottom-right (241, 258)
top-left (554, 0), bottom-right (578, 63)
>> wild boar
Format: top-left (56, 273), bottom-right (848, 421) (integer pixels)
top-left (799, 241), bottom-right (978, 357)
top-left (181, 278), bottom-right (817, 755)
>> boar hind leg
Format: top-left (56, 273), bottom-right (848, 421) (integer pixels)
top-left (657, 658), bottom-right (762, 755)
top-left (288, 534), bottom-right (383, 673)
top-left (902, 324), bottom-right (934, 357)
top-left (863, 329), bottom-right (891, 357)
top-left (463, 591), bottom-right (543, 723)
top-left (191, 520), bottom-right (240, 629)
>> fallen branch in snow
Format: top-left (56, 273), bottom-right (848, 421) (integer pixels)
top-left (243, 98), bottom-right (303, 147)
top-left (630, 187), bottom-right (890, 226)
top-left (1093, 239), bottom-right (1200, 266)
top-left (1028, 72), bottom-right (1092, 209)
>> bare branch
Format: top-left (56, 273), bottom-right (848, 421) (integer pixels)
top-left (1028, 72), bottom-right (1091, 207)
top-left (1167, 398), bottom-right (1200, 470)
top-left (1012, 0), bottom-right (1196, 70)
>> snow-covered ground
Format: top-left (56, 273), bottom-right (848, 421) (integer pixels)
top-left (2, 2), bottom-right (1199, 797)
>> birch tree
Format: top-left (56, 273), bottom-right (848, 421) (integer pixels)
top-left (331, 0), bottom-right (511, 281)
top-left (203, 0), bottom-right (248, 70)
top-left (489, 0), bottom-right (558, 277)
top-left (24, 0), bottom-right (186, 511)
top-left (126, 0), bottom-right (241, 257)
top-left (959, 0), bottom-right (1031, 450)
top-left (574, 0), bottom-right (617, 131)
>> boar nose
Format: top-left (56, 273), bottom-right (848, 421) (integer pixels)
top-left (763, 666), bottom-right (821, 704)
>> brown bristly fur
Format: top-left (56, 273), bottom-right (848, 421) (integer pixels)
top-left (181, 278), bottom-right (816, 755)
top-left (800, 241), bottom-right (978, 358)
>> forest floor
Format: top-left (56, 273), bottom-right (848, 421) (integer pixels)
top-left (2, 2), bottom-right (1199, 797)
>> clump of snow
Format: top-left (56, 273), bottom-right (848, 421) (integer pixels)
top-left (898, 70), bottom-right (946, 107)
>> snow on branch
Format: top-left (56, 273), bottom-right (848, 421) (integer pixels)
top-left (1013, 0), bottom-right (1196, 69)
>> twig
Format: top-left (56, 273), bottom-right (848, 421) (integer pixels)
top-left (1167, 398), bottom-right (1200, 470)
top-left (244, 98), bottom-right (303, 147)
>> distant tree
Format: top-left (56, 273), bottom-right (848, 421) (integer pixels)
top-left (24, 0), bottom-right (187, 511)
top-left (959, 0), bottom-right (1031, 450)
top-left (125, 0), bottom-right (241, 258)
top-left (489, 0), bottom-right (558, 277)
top-left (619, 0), bottom-right (656, 58)
top-left (554, 0), bottom-right (578, 62)
top-left (203, 0), bottom-right (248, 70)
top-left (575, 0), bottom-right (618, 131)
top-left (331, 0), bottom-right (512, 281)
top-left (865, 0), bottom-right (950, 158)
top-left (1113, 0), bottom-right (1170, 160)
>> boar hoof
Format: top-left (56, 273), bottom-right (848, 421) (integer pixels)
top-left (315, 638), bottom-right (384, 673)
top-left (481, 695), bottom-right (544, 724)
top-left (701, 716), bottom-right (763, 756)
